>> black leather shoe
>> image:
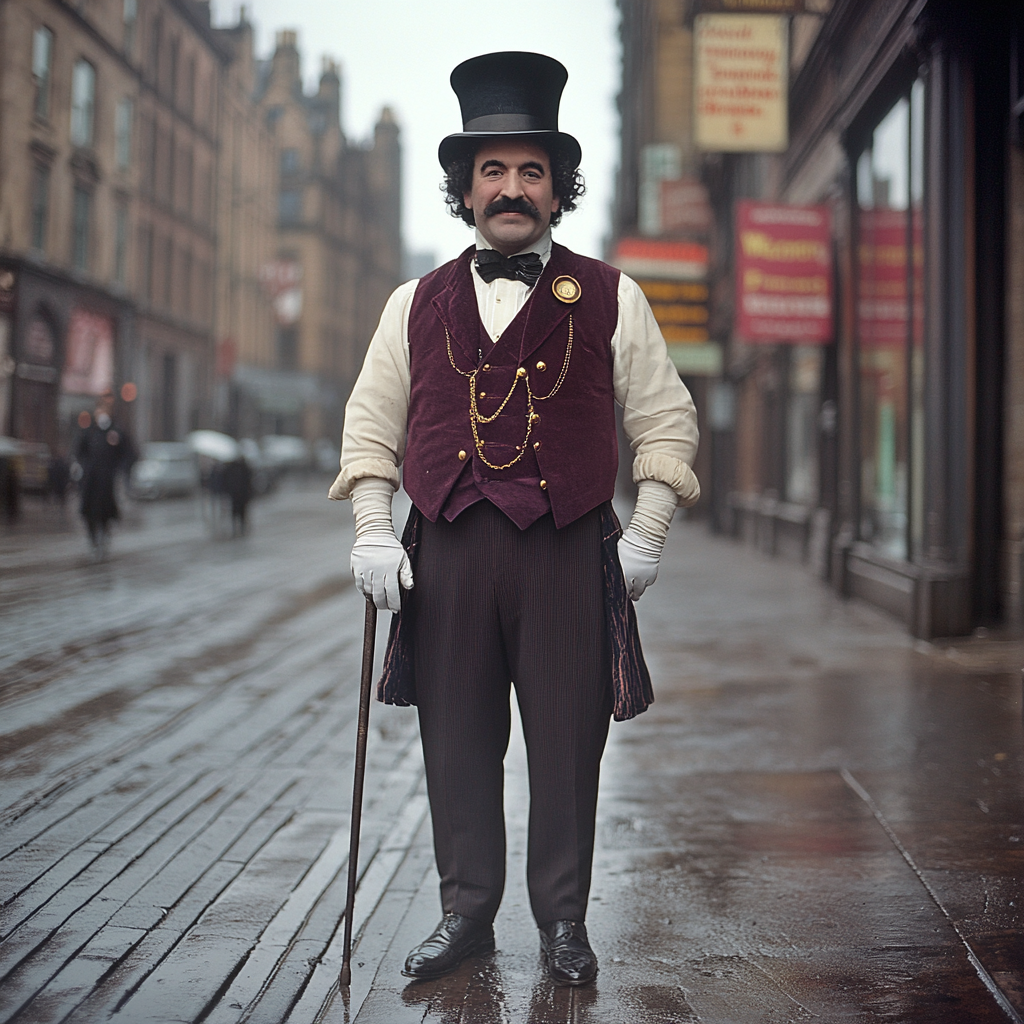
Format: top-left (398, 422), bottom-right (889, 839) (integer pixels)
top-left (402, 913), bottom-right (495, 979)
top-left (539, 919), bottom-right (598, 986)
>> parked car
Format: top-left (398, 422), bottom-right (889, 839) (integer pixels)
top-left (313, 438), bottom-right (340, 474)
top-left (260, 435), bottom-right (311, 473)
top-left (129, 442), bottom-right (200, 499)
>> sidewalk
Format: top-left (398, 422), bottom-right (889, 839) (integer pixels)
top-left (343, 519), bottom-right (1024, 1023)
top-left (1, 499), bottom-right (1021, 1023)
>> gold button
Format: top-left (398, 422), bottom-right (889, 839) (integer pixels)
top-left (530, 412), bottom-right (540, 424)
top-left (536, 360), bottom-right (547, 372)
top-left (483, 363), bottom-right (491, 371)
top-left (479, 391), bottom-right (486, 398)
top-left (539, 479), bottom-right (548, 490)
top-left (458, 450), bottom-right (467, 461)
top-left (516, 367), bottom-right (526, 377)
top-left (533, 441), bottom-right (541, 450)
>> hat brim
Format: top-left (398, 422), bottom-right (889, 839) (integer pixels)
top-left (438, 130), bottom-right (581, 171)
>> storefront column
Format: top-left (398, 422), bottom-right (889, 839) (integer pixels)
top-left (917, 40), bottom-right (971, 635)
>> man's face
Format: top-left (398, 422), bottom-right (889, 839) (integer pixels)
top-left (463, 141), bottom-right (559, 256)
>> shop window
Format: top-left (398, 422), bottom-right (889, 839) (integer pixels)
top-left (72, 185), bottom-right (91, 271)
top-left (138, 223), bottom-right (152, 300)
top-left (277, 326), bottom-right (298, 370)
top-left (70, 59), bottom-right (96, 147)
top-left (280, 148), bottom-right (300, 175)
top-left (185, 57), bottom-right (196, 120)
top-left (856, 79), bottom-right (925, 561)
top-left (32, 27), bottom-right (53, 119)
top-left (786, 346), bottom-right (822, 505)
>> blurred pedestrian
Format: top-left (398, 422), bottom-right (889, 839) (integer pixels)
top-left (222, 455), bottom-right (252, 537)
top-left (75, 393), bottom-right (133, 560)
top-left (0, 452), bottom-right (19, 525)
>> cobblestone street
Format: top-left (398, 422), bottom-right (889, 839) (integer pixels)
top-left (1, 481), bottom-right (1021, 1023)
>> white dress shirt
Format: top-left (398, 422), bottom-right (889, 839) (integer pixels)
top-left (331, 229), bottom-right (700, 506)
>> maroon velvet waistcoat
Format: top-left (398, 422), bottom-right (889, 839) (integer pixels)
top-left (403, 242), bottom-right (621, 530)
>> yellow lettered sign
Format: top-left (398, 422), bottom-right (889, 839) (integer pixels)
top-left (694, 13), bottom-right (788, 152)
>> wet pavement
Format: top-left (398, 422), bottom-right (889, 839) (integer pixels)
top-left (1, 482), bottom-right (1021, 1023)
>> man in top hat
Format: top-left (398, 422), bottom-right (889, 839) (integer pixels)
top-left (330, 51), bottom-right (699, 986)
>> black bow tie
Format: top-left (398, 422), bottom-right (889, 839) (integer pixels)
top-left (474, 249), bottom-right (543, 286)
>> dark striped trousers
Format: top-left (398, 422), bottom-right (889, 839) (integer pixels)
top-left (411, 500), bottom-right (613, 927)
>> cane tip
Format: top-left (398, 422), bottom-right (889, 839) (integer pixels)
top-left (340, 963), bottom-right (352, 988)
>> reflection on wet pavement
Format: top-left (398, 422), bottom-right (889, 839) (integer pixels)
top-left (1, 485), bottom-right (1021, 1022)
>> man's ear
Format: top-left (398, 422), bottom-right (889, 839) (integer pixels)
top-left (464, 192), bottom-right (474, 211)
top-left (551, 195), bottom-right (560, 214)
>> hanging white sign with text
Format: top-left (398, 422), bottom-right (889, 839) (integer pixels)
top-left (694, 13), bottom-right (788, 152)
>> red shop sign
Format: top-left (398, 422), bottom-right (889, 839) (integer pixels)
top-left (735, 200), bottom-right (832, 343)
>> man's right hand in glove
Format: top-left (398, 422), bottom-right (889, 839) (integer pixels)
top-left (350, 477), bottom-right (413, 613)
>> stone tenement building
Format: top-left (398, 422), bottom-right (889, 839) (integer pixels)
top-left (240, 30), bottom-right (401, 441)
top-left (0, 0), bottom-right (402, 449)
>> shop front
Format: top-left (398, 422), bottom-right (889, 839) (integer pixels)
top-left (716, 0), bottom-right (1018, 637)
top-left (0, 257), bottom-right (135, 455)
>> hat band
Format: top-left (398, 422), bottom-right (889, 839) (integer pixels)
top-left (462, 113), bottom-right (548, 132)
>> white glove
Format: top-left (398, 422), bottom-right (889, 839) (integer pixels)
top-left (617, 480), bottom-right (678, 601)
top-left (350, 478), bottom-right (413, 613)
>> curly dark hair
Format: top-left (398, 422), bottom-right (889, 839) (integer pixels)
top-left (441, 142), bottom-right (586, 228)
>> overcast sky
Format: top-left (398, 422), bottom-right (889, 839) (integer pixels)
top-left (209, 0), bottom-right (621, 268)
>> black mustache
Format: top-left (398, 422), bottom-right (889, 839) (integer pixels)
top-left (483, 196), bottom-right (541, 219)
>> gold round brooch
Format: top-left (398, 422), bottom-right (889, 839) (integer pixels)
top-left (551, 275), bottom-right (582, 304)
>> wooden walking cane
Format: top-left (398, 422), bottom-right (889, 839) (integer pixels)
top-left (340, 596), bottom-right (377, 989)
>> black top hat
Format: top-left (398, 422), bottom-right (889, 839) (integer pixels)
top-left (438, 51), bottom-right (581, 170)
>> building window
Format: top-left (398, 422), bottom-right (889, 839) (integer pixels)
top-left (138, 223), bottom-right (153, 300)
top-left (32, 27), bottom-right (53, 119)
top-left (855, 79), bottom-right (925, 561)
top-left (123, 0), bottom-right (137, 56)
top-left (280, 148), bottom-right (300, 175)
top-left (163, 237), bottom-right (173, 308)
top-left (31, 164), bottom-right (50, 251)
top-left (185, 57), bottom-right (196, 120)
top-left (115, 97), bottom-right (133, 169)
top-left (114, 203), bottom-right (129, 284)
top-left (72, 185), bottom-right (91, 271)
top-left (150, 15), bottom-right (162, 87)
top-left (279, 189), bottom-right (302, 224)
top-left (169, 37), bottom-right (179, 106)
top-left (70, 59), bottom-right (96, 147)
top-left (182, 146), bottom-right (193, 216)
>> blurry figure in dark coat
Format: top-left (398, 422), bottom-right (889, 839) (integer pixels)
top-left (222, 455), bottom-right (252, 537)
top-left (47, 449), bottom-right (70, 507)
top-left (0, 454), bottom-right (19, 524)
top-left (74, 393), bottom-right (133, 560)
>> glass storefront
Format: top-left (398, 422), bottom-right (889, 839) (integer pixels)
top-left (855, 80), bottom-right (924, 561)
